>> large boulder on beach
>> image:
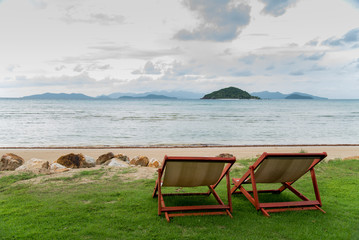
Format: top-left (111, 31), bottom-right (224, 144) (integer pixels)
top-left (114, 154), bottom-right (130, 163)
top-left (216, 153), bottom-right (234, 158)
top-left (105, 158), bottom-right (130, 168)
top-left (55, 153), bottom-right (95, 168)
top-left (15, 158), bottom-right (50, 174)
top-left (0, 153), bottom-right (24, 171)
top-left (96, 152), bottom-right (115, 165)
top-left (148, 158), bottom-right (161, 168)
top-left (50, 163), bottom-right (70, 173)
top-left (130, 156), bottom-right (149, 166)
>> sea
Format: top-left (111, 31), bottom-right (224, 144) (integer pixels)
top-left (0, 99), bottom-right (358, 147)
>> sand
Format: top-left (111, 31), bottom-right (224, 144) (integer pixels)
top-left (1, 145), bottom-right (358, 184)
top-left (1, 145), bottom-right (359, 163)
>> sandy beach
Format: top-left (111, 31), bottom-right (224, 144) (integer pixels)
top-left (1, 145), bottom-right (358, 163)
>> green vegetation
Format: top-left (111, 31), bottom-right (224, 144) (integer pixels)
top-left (0, 159), bottom-right (358, 239)
top-left (202, 87), bottom-right (260, 99)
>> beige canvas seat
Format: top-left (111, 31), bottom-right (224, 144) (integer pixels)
top-left (152, 155), bottom-right (236, 222)
top-left (231, 152), bottom-right (327, 217)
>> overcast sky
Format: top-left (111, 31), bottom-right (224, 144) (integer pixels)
top-left (1, 0), bottom-right (359, 98)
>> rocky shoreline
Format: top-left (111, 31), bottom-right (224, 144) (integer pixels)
top-left (0, 152), bottom-right (162, 175)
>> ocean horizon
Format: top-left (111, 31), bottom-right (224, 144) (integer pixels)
top-left (1, 98), bottom-right (358, 147)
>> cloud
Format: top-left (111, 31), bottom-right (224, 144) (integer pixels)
top-left (132, 61), bottom-right (162, 75)
top-left (73, 65), bottom-right (85, 72)
top-left (305, 39), bottom-right (319, 46)
top-left (0, 73), bottom-right (96, 88)
top-left (6, 64), bottom-right (20, 72)
top-left (301, 52), bottom-right (326, 61)
top-left (238, 54), bottom-right (260, 64)
top-left (309, 64), bottom-right (327, 71)
top-left (63, 5), bottom-right (125, 25)
top-left (290, 70), bottom-right (304, 76)
top-left (62, 45), bottom-right (181, 63)
top-left (29, 0), bottom-right (47, 9)
top-left (347, 0), bottom-right (359, 8)
top-left (322, 28), bottom-right (359, 46)
top-left (228, 69), bottom-right (252, 77)
top-left (174, 0), bottom-right (251, 42)
top-left (259, 0), bottom-right (299, 17)
top-left (55, 65), bottom-right (66, 71)
top-left (73, 63), bottom-right (111, 72)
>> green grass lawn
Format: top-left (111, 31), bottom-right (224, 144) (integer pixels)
top-left (0, 159), bottom-right (358, 240)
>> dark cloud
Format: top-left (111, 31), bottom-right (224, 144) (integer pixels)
top-left (259, 0), bottom-right (298, 17)
top-left (174, 0), bottom-right (251, 42)
top-left (322, 28), bottom-right (359, 46)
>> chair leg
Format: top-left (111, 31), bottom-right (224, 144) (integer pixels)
top-left (310, 168), bottom-right (322, 205)
top-left (226, 171), bottom-right (232, 213)
top-left (250, 166), bottom-right (260, 210)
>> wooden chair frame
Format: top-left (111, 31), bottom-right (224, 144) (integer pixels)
top-left (231, 152), bottom-right (327, 217)
top-left (153, 156), bottom-right (236, 222)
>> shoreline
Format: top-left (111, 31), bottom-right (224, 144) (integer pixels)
top-left (1, 143), bottom-right (359, 149)
top-left (1, 145), bottom-right (358, 163)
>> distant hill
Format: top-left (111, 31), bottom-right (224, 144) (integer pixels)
top-left (251, 91), bottom-right (327, 100)
top-left (285, 93), bottom-right (313, 99)
top-left (22, 93), bottom-right (94, 100)
top-left (202, 87), bottom-right (260, 100)
top-left (119, 94), bottom-right (177, 100)
top-left (108, 90), bottom-right (203, 99)
top-left (251, 91), bottom-right (287, 99)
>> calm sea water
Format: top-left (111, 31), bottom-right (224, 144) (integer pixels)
top-left (0, 99), bottom-right (358, 147)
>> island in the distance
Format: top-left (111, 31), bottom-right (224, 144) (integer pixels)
top-left (285, 93), bottom-right (313, 99)
top-left (201, 87), bottom-right (260, 100)
top-left (119, 94), bottom-right (177, 100)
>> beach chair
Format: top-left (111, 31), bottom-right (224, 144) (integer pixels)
top-left (152, 155), bottom-right (236, 222)
top-left (231, 152), bottom-right (327, 217)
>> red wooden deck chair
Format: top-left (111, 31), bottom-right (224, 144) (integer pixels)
top-left (231, 152), bottom-right (327, 217)
top-left (152, 155), bottom-right (236, 222)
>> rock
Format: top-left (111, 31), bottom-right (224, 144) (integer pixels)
top-left (114, 154), bottom-right (130, 163)
top-left (55, 153), bottom-right (95, 168)
top-left (148, 158), bottom-right (161, 168)
top-left (15, 158), bottom-right (50, 174)
top-left (0, 153), bottom-right (24, 171)
top-left (130, 156), bottom-right (149, 166)
top-left (96, 152), bottom-right (115, 165)
top-left (105, 158), bottom-right (130, 168)
top-left (83, 155), bottom-right (96, 168)
top-left (216, 153), bottom-right (234, 158)
top-left (50, 163), bottom-right (70, 173)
